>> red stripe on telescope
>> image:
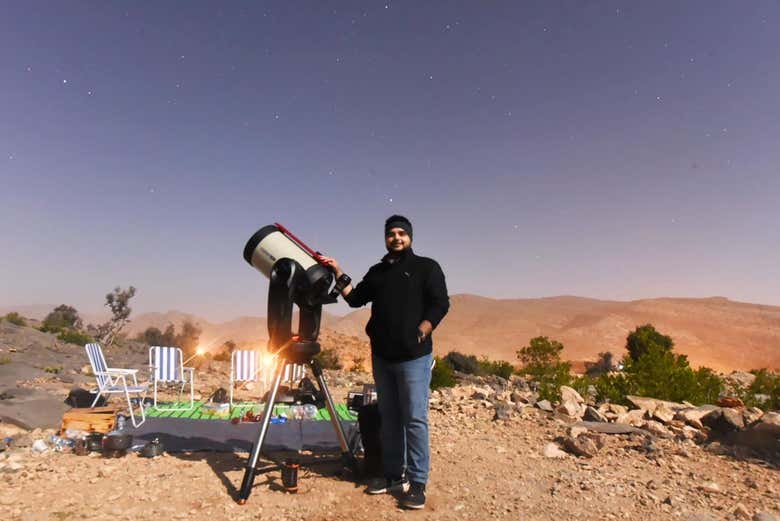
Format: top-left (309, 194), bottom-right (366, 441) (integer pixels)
top-left (273, 222), bottom-right (325, 264)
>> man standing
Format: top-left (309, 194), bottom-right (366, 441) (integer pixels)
top-left (317, 215), bottom-right (449, 510)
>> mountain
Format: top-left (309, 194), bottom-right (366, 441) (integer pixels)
top-left (9, 295), bottom-right (778, 372)
top-left (324, 295), bottom-right (780, 372)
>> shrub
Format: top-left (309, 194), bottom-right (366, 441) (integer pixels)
top-left (443, 351), bottom-right (481, 375)
top-left (430, 356), bottom-right (456, 390)
top-left (517, 336), bottom-right (572, 402)
top-left (44, 366), bottom-right (63, 374)
top-left (0, 357), bottom-right (11, 365)
top-left (626, 324), bottom-right (673, 362)
top-left (478, 357), bottom-right (514, 380)
top-left (3, 312), bottom-right (27, 327)
top-left (315, 348), bottom-right (342, 370)
top-left (41, 305), bottom-right (82, 333)
top-left (737, 369), bottom-right (780, 411)
top-left (57, 329), bottom-right (94, 346)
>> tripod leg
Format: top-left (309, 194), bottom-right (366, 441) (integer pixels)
top-left (309, 359), bottom-right (353, 460)
top-left (238, 362), bottom-right (286, 504)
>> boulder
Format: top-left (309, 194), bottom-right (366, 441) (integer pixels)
top-left (560, 386), bottom-right (584, 404)
top-left (721, 408), bottom-right (745, 430)
top-left (716, 396), bottom-right (744, 408)
top-left (561, 433), bottom-right (604, 458)
top-left (492, 402), bottom-right (514, 421)
top-left (626, 395), bottom-right (686, 414)
top-left (743, 407), bottom-right (764, 426)
top-left (641, 420), bottom-right (673, 438)
top-left (652, 404), bottom-right (676, 424)
top-left (557, 386), bottom-right (586, 419)
top-left (751, 411), bottom-right (780, 435)
top-left (536, 400), bottom-right (553, 412)
top-left (583, 406), bottom-right (608, 423)
top-left (725, 371), bottom-right (756, 389)
top-left (542, 442), bottom-right (569, 459)
top-left (675, 406), bottom-right (719, 429)
top-left (616, 409), bottom-right (648, 427)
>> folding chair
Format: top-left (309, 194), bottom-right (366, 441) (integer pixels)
top-left (84, 343), bottom-right (148, 427)
top-left (149, 346), bottom-right (195, 412)
top-left (230, 350), bottom-right (264, 407)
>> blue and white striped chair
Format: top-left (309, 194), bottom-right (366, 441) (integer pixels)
top-left (230, 350), bottom-right (264, 407)
top-left (149, 346), bottom-right (195, 412)
top-left (85, 343), bottom-right (148, 427)
top-left (230, 350), bottom-right (307, 406)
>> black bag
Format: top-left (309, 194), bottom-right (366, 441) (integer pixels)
top-left (64, 388), bottom-right (105, 408)
top-left (358, 402), bottom-right (383, 478)
top-left (210, 387), bottom-right (229, 404)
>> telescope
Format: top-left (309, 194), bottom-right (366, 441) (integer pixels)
top-left (237, 223), bottom-right (356, 504)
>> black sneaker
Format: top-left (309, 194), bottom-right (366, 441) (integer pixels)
top-left (366, 476), bottom-right (409, 495)
top-left (400, 481), bottom-right (426, 509)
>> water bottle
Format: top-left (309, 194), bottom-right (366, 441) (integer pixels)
top-left (303, 404), bottom-right (318, 420)
top-left (116, 415), bottom-right (126, 432)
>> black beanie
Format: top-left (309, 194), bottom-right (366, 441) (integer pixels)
top-left (385, 215), bottom-right (413, 241)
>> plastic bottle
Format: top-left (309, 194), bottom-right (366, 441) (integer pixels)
top-left (115, 415), bottom-right (126, 432)
top-left (303, 404), bottom-right (318, 420)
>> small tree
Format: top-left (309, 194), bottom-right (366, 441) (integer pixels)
top-left (3, 312), bottom-right (27, 327)
top-left (517, 336), bottom-right (572, 402)
top-left (626, 324), bottom-right (673, 361)
top-left (99, 286), bottom-right (137, 347)
top-left (443, 351), bottom-right (481, 375)
top-left (586, 351), bottom-right (615, 376)
top-left (41, 305), bottom-right (82, 333)
top-left (430, 356), bottom-right (456, 390)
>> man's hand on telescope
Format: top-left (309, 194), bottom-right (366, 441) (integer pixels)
top-left (316, 255), bottom-right (343, 278)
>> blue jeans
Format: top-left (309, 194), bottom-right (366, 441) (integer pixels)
top-left (371, 353), bottom-right (432, 485)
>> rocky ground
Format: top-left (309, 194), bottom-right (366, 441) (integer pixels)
top-left (0, 321), bottom-right (778, 520)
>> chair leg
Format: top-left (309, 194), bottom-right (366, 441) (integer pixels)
top-left (90, 390), bottom-right (103, 408)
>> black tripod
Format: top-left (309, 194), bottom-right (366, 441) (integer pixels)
top-left (238, 258), bottom-right (356, 504)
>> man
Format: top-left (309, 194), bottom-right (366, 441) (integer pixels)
top-left (317, 215), bottom-right (449, 510)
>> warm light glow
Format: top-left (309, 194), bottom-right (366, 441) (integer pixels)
top-left (261, 352), bottom-right (276, 367)
top-left (196, 347), bottom-right (205, 356)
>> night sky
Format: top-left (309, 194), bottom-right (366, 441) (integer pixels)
top-left (2, 2), bottom-right (779, 321)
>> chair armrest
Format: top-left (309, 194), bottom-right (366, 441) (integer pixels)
top-left (107, 368), bottom-right (138, 374)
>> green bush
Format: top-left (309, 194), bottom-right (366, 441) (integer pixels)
top-left (517, 336), bottom-right (572, 402)
top-left (430, 356), bottom-right (456, 390)
top-left (315, 348), bottom-right (343, 370)
top-left (478, 357), bottom-right (514, 380)
top-left (736, 369), bottom-right (780, 411)
top-left (57, 329), bottom-right (94, 346)
top-left (41, 305), bottom-right (82, 333)
top-left (3, 312), bottom-right (27, 327)
top-left (443, 351), bottom-right (481, 375)
top-left (626, 324), bottom-right (673, 361)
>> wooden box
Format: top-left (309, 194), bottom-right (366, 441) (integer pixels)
top-left (60, 406), bottom-right (118, 436)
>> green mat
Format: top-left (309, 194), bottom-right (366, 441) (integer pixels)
top-left (145, 401), bottom-right (358, 421)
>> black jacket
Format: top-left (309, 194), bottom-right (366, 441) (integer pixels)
top-left (344, 248), bottom-right (449, 362)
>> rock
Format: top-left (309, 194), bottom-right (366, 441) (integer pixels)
top-left (685, 514), bottom-right (719, 521)
top-left (560, 386), bottom-right (584, 405)
top-left (510, 391), bottom-right (532, 404)
top-left (616, 409), bottom-right (647, 427)
top-left (652, 404), bottom-right (675, 424)
top-left (721, 408), bottom-right (745, 430)
top-left (10, 432), bottom-right (33, 448)
top-left (492, 402), bottom-right (514, 421)
top-left (627, 395), bottom-right (686, 414)
top-left (542, 443), bottom-right (568, 459)
top-left (716, 396), bottom-right (744, 408)
top-left (641, 420), bottom-right (673, 438)
top-left (583, 406), bottom-right (607, 422)
top-left (743, 407), bottom-right (764, 426)
top-left (556, 386), bottom-right (586, 418)
top-left (675, 406), bottom-right (718, 429)
top-left (698, 482), bottom-right (721, 495)
top-left (561, 433), bottom-right (604, 458)
top-left (732, 504), bottom-right (751, 519)
top-left (571, 421), bottom-right (645, 435)
top-left (725, 371), bottom-right (756, 389)
top-left (751, 411), bottom-right (780, 435)
top-left (536, 400), bottom-right (553, 412)
top-left (753, 512), bottom-right (780, 521)
top-left (81, 365), bottom-right (93, 375)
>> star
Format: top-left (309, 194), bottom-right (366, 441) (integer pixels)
top-left (87, 90), bottom-right (93, 96)
top-left (26, 67), bottom-right (31, 72)
top-left (388, 198), bottom-right (393, 203)
top-left (62, 79), bottom-right (68, 84)
top-left (274, 114), bottom-right (280, 120)
top-left (656, 96), bottom-right (662, 102)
